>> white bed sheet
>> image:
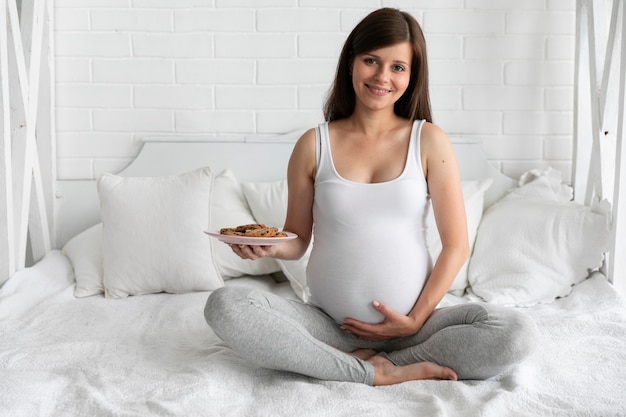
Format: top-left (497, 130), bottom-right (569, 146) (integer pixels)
top-left (1, 250), bottom-right (626, 417)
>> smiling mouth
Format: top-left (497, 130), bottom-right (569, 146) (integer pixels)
top-left (365, 84), bottom-right (393, 95)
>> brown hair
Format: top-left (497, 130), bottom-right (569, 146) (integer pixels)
top-left (323, 8), bottom-right (432, 123)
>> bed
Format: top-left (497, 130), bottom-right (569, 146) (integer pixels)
top-left (1, 134), bottom-right (625, 417)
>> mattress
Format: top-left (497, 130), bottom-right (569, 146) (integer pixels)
top-left (1, 250), bottom-right (626, 417)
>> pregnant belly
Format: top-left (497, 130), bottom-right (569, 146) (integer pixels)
top-left (306, 249), bottom-right (429, 324)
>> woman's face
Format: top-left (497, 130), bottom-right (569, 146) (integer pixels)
top-left (350, 41), bottom-right (413, 114)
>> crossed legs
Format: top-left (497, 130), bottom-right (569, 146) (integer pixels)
top-left (204, 286), bottom-right (537, 385)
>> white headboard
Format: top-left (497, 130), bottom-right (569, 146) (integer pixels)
top-left (54, 138), bottom-right (516, 248)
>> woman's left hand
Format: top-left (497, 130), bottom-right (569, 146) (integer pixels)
top-left (341, 301), bottom-right (420, 341)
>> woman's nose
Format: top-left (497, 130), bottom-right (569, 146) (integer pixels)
top-left (374, 67), bottom-right (390, 82)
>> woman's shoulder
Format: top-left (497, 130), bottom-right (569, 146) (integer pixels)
top-left (420, 121), bottom-right (451, 148)
top-left (419, 121), bottom-right (456, 164)
top-left (289, 127), bottom-right (317, 169)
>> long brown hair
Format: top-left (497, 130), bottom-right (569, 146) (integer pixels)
top-left (323, 8), bottom-right (432, 123)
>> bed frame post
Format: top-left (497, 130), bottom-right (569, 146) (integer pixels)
top-left (0, 0), bottom-right (55, 287)
top-left (608, 0), bottom-right (626, 296)
top-left (573, 0), bottom-right (626, 296)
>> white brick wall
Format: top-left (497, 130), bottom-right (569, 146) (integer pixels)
top-left (54, 1), bottom-right (576, 181)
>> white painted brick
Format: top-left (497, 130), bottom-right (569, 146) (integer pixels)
top-left (548, 0), bottom-right (577, 11)
top-left (93, 110), bottom-right (174, 132)
top-left (340, 10), bottom-right (380, 32)
top-left (56, 84), bottom-right (131, 108)
top-left (134, 85), bottom-right (214, 109)
top-left (175, 110), bottom-right (255, 133)
top-left (431, 86), bottom-right (461, 110)
top-left (216, 86), bottom-right (296, 109)
top-left (544, 136), bottom-right (574, 160)
top-left (426, 35), bottom-right (463, 60)
top-left (175, 9), bottom-right (254, 32)
top-left (176, 60), bottom-right (254, 84)
top-left (545, 87), bottom-right (574, 111)
top-left (132, 0), bottom-right (213, 7)
top-left (506, 11), bottom-right (576, 35)
top-left (56, 0), bottom-right (129, 7)
top-left (298, 33), bottom-right (346, 58)
top-left (301, 0), bottom-right (378, 7)
top-left (215, 34), bottom-right (295, 58)
top-left (478, 136), bottom-right (544, 160)
top-left (52, 3), bottom-right (578, 180)
top-left (435, 111), bottom-right (503, 135)
top-left (215, 0), bottom-right (295, 6)
top-left (547, 36), bottom-right (575, 60)
top-left (464, 86), bottom-right (543, 110)
top-left (56, 132), bottom-right (137, 158)
top-left (56, 108), bottom-right (91, 131)
top-left (383, 0), bottom-right (461, 9)
top-left (91, 10), bottom-right (173, 32)
top-left (465, 36), bottom-right (545, 60)
top-left (298, 86), bottom-right (328, 110)
top-left (465, 0), bottom-right (544, 9)
top-left (424, 11), bottom-right (505, 34)
top-left (257, 111), bottom-right (323, 133)
top-left (505, 61), bottom-right (574, 86)
top-left (503, 111), bottom-right (572, 135)
top-left (55, 9), bottom-right (90, 31)
top-left (56, 33), bottom-right (131, 57)
top-left (429, 60), bottom-right (502, 85)
top-left (257, 59), bottom-right (337, 85)
top-left (132, 34), bottom-right (213, 58)
top-left (257, 9), bottom-right (339, 32)
top-left (93, 59), bottom-right (174, 84)
top-left (55, 58), bottom-right (90, 82)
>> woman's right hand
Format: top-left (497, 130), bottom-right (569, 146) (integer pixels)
top-left (229, 244), bottom-right (276, 260)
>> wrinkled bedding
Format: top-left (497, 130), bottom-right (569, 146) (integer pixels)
top-left (1, 250), bottom-right (626, 417)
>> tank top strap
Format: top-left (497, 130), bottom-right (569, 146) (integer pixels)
top-left (409, 119), bottom-right (427, 179)
top-left (315, 122), bottom-right (332, 181)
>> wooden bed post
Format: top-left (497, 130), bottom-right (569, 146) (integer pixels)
top-left (608, 0), bottom-right (626, 296)
top-left (574, 0), bottom-right (626, 295)
top-left (0, 0), bottom-right (54, 286)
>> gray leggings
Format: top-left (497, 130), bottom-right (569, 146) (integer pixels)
top-left (204, 286), bottom-right (538, 385)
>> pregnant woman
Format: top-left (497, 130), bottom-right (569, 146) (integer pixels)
top-left (204, 7), bottom-right (537, 385)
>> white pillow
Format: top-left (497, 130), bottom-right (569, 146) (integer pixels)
top-left (98, 167), bottom-right (223, 298)
top-left (425, 178), bottom-right (493, 296)
top-left (211, 170), bottom-right (281, 279)
top-left (468, 169), bottom-right (611, 306)
top-left (62, 223), bottom-right (103, 297)
top-left (241, 179), bottom-right (288, 228)
top-left (242, 179), bottom-right (311, 302)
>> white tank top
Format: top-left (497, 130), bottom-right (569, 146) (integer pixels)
top-left (306, 120), bottom-right (432, 324)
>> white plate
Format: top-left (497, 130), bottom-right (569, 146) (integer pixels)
top-left (204, 229), bottom-right (298, 246)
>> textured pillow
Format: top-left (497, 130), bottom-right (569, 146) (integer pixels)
top-left (97, 168), bottom-right (222, 298)
top-left (426, 178), bottom-right (493, 296)
top-left (62, 223), bottom-right (104, 297)
top-left (242, 179), bottom-right (311, 301)
top-left (241, 179), bottom-right (288, 228)
top-left (468, 168), bottom-right (611, 306)
top-left (211, 171), bottom-right (281, 279)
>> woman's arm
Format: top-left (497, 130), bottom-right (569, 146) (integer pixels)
top-left (229, 128), bottom-right (317, 261)
top-left (341, 123), bottom-right (469, 340)
top-left (406, 122), bottom-right (469, 329)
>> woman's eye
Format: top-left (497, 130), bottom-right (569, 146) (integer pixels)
top-left (393, 65), bottom-right (406, 72)
top-left (364, 58), bottom-right (377, 65)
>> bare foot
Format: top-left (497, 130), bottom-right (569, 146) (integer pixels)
top-left (368, 355), bottom-right (458, 386)
top-left (349, 348), bottom-right (378, 360)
